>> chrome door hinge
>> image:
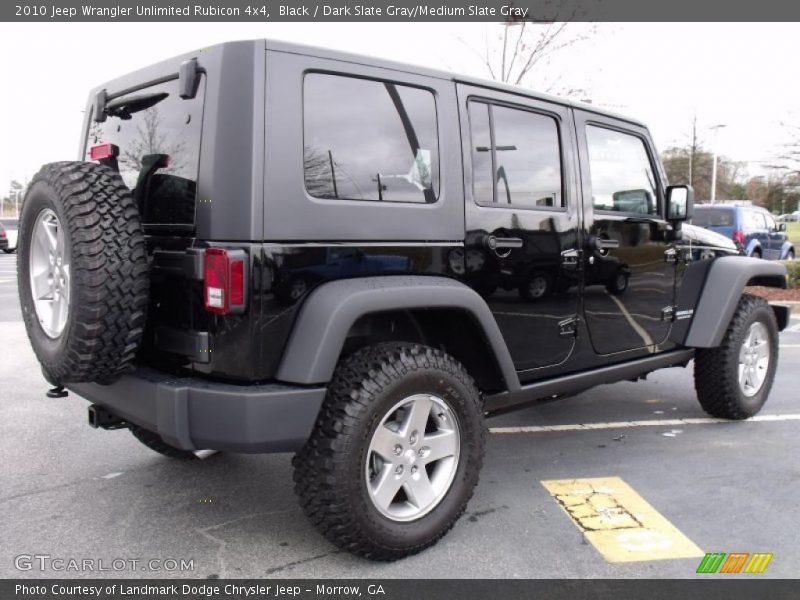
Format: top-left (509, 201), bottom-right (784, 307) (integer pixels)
top-left (560, 248), bottom-right (582, 270)
top-left (558, 316), bottom-right (579, 337)
top-left (661, 305), bottom-right (676, 322)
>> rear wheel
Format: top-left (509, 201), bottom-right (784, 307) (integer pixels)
top-left (605, 271), bottom-right (629, 296)
top-left (751, 248), bottom-right (762, 259)
top-left (17, 162), bottom-right (148, 385)
top-left (293, 343), bottom-right (484, 560)
top-left (787, 250), bottom-right (795, 261)
top-left (694, 294), bottom-right (778, 419)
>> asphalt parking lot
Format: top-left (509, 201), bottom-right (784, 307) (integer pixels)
top-left (1, 249), bottom-right (799, 579)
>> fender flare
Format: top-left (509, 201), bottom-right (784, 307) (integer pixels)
top-left (275, 275), bottom-right (520, 390)
top-left (684, 256), bottom-right (787, 348)
top-left (745, 239), bottom-right (762, 257)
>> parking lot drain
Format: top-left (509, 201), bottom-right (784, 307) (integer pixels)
top-left (541, 477), bottom-right (704, 562)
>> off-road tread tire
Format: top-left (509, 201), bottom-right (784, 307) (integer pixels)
top-left (129, 425), bottom-right (199, 460)
top-left (694, 293), bottom-right (778, 420)
top-left (293, 343), bottom-right (485, 561)
top-left (18, 162), bottom-right (148, 385)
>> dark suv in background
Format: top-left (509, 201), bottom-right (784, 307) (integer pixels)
top-left (692, 204), bottom-right (794, 260)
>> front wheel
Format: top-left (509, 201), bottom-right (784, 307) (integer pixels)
top-left (293, 343), bottom-right (485, 560)
top-left (694, 294), bottom-right (779, 419)
top-left (519, 271), bottom-right (552, 301)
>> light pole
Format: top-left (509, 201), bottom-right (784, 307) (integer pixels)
top-left (709, 123), bottom-right (726, 203)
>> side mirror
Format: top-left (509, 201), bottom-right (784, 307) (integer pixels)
top-left (666, 185), bottom-right (694, 222)
top-left (779, 223), bottom-right (787, 232)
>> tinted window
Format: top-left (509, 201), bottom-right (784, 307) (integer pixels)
top-left (692, 207), bottom-right (734, 227)
top-left (743, 210), bottom-right (766, 229)
top-left (468, 102), bottom-right (493, 205)
top-left (469, 101), bottom-right (563, 208)
top-left (303, 74), bottom-right (439, 204)
top-left (586, 126), bottom-right (658, 215)
top-left (86, 77), bottom-right (204, 230)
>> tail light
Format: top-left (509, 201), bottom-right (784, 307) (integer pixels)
top-left (203, 248), bottom-right (248, 315)
top-left (733, 230), bottom-right (745, 246)
top-left (89, 143), bottom-right (119, 162)
top-left (0, 227), bottom-right (5, 238)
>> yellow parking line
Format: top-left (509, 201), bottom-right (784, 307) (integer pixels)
top-left (541, 477), bottom-right (704, 563)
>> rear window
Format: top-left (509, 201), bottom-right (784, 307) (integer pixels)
top-left (86, 76), bottom-right (205, 232)
top-left (692, 207), bottom-right (734, 227)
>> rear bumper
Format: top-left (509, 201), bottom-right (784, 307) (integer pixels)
top-left (68, 368), bottom-right (326, 453)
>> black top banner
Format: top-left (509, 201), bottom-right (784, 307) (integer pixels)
top-left (4, 0), bottom-right (800, 22)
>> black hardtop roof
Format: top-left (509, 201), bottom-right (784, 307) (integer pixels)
top-left (266, 38), bottom-right (648, 128)
top-left (91, 39), bottom-right (649, 130)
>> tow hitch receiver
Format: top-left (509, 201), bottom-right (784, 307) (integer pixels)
top-left (88, 405), bottom-right (127, 430)
top-left (46, 386), bottom-right (68, 398)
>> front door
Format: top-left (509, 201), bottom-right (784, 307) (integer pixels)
top-left (574, 111), bottom-right (677, 355)
top-left (457, 84), bottom-right (582, 377)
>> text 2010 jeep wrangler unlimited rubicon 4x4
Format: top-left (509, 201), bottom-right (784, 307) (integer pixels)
top-left (17, 40), bottom-right (789, 560)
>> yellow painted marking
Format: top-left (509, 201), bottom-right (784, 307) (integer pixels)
top-left (541, 477), bottom-right (704, 563)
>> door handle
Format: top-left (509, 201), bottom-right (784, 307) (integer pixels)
top-left (484, 235), bottom-right (524, 250)
top-left (591, 236), bottom-right (620, 251)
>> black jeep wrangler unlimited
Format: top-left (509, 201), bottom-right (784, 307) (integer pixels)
top-left (17, 40), bottom-right (789, 560)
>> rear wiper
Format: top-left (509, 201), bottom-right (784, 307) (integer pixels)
top-left (105, 92), bottom-right (168, 120)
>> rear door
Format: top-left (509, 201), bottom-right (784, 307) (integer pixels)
top-left (744, 209), bottom-right (770, 257)
top-left (85, 77), bottom-right (204, 235)
top-left (457, 84), bottom-right (583, 377)
top-left (574, 110), bottom-right (677, 355)
top-left (764, 211), bottom-right (784, 259)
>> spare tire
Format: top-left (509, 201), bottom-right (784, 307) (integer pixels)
top-left (17, 162), bottom-right (149, 385)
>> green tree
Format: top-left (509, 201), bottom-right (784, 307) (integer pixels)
top-left (661, 145), bottom-right (746, 201)
top-left (746, 172), bottom-right (800, 214)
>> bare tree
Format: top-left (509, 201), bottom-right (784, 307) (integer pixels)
top-left (463, 20), bottom-right (596, 97)
top-left (303, 145), bottom-right (338, 199)
top-left (774, 122), bottom-right (800, 175)
top-left (121, 107), bottom-right (186, 175)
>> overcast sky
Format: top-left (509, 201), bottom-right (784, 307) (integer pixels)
top-left (1, 22), bottom-right (798, 192)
